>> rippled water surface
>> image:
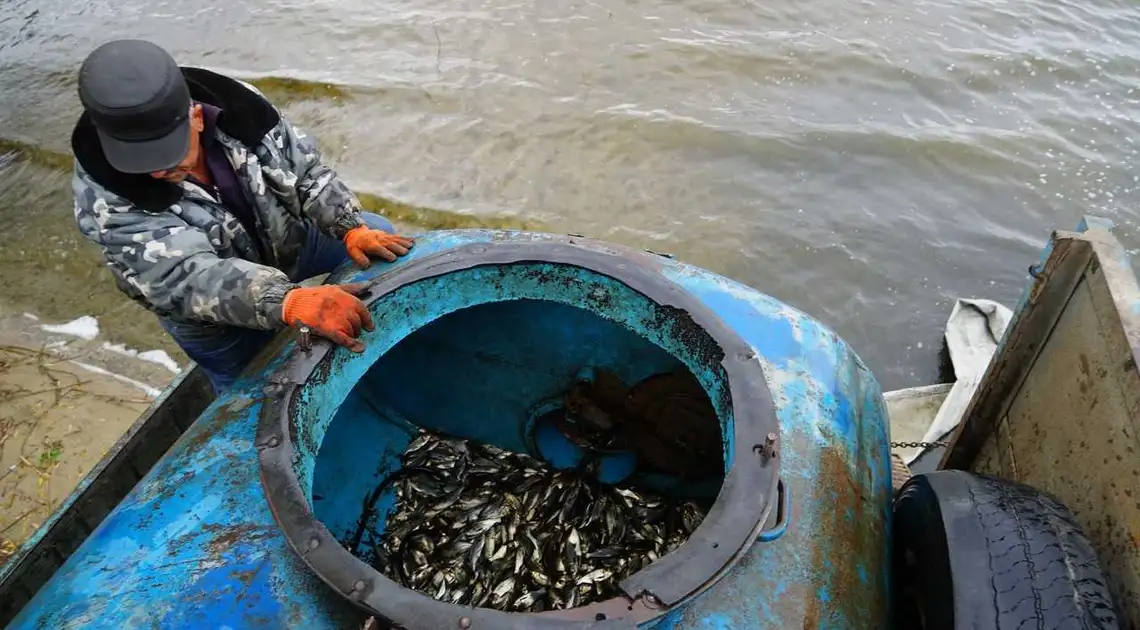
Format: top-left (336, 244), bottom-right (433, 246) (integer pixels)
top-left (3, 0), bottom-right (1140, 388)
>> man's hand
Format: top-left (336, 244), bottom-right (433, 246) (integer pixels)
top-left (282, 283), bottom-right (374, 352)
top-left (343, 225), bottom-right (414, 268)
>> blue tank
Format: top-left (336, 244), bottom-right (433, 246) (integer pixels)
top-left (6, 230), bottom-right (891, 629)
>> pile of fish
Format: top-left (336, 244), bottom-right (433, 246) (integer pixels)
top-left (364, 430), bottom-right (706, 613)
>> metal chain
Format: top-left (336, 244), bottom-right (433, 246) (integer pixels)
top-left (890, 440), bottom-right (949, 449)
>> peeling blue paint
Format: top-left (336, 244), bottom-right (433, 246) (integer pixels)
top-left (9, 230), bottom-right (890, 629)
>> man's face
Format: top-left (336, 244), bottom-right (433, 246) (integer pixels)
top-left (149, 104), bottom-right (205, 182)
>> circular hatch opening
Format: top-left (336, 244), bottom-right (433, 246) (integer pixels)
top-left (257, 240), bottom-right (780, 629)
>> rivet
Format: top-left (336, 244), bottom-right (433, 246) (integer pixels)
top-left (766, 433), bottom-right (777, 444)
top-left (308, 538), bottom-right (320, 550)
top-left (354, 580), bottom-right (366, 591)
top-left (458, 617), bottom-right (471, 629)
top-left (267, 437), bottom-right (280, 448)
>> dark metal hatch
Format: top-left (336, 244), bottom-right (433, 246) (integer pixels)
top-left (256, 237), bottom-right (781, 629)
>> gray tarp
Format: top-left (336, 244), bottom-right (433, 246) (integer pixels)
top-left (885, 298), bottom-right (1012, 465)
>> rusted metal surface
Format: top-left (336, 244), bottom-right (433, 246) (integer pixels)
top-left (650, 400), bottom-right (891, 629)
top-left (944, 216), bottom-right (1140, 627)
top-left (940, 235), bottom-right (1096, 469)
top-left (8, 230), bottom-right (890, 629)
top-left (651, 264), bottom-right (892, 629)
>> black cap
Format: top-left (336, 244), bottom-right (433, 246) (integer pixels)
top-left (78, 40), bottom-right (192, 174)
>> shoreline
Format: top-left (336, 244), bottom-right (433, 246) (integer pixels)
top-left (0, 306), bottom-right (179, 564)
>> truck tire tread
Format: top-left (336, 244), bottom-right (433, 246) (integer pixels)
top-left (892, 470), bottom-right (1120, 630)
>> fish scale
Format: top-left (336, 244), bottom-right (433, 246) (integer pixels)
top-left (365, 430), bottom-right (707, 613)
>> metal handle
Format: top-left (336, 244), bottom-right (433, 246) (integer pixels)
top-left (757, 478), bottom-right (790, 542)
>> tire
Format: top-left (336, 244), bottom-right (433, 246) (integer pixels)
top-left (892, 470), bottom-right (1120, 630)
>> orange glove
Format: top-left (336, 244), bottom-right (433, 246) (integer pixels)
top-left (282, 283), bottom-right (375, 352)
top-left (343, 225), bottom-right (414, 268)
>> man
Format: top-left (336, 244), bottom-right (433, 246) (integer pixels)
top-left (70, 39), bottom-right (415, 392)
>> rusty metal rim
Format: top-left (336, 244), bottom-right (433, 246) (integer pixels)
top-left (256, 235), bottom-right (781, 629)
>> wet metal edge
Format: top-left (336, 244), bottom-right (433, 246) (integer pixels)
top-left (257, 238), bottom-right (781, 629)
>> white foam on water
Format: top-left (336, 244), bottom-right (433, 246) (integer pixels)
top-left (69, 360), bottom-right (161, 400)
top-left (40, 315), bottom-right (99, 340)
top-left (101, 342), bottom-right (181, 374)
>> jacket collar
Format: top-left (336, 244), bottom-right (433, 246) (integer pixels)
top-left (71, 67), bottom-right (280, 211)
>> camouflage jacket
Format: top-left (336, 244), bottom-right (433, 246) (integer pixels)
top-left (70, 67), bottom-right (367, 330)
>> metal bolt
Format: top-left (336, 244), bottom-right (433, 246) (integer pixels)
top-left (458, 617), bottom-right (472, 629)
top-left (354, 580), bottom-right (366, 591)
top-left (308, 538), bottom-right (320, 550)
top-left (644, 593), bottom-right (662, 608)
top-left (298, 326), bottom-right (312, 353)
top-left (756, 433), bottom-right (779, 464)
top-left (267, 437), bottom-right (280, 448)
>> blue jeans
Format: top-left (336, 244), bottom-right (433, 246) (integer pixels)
top-left (160, 213), bottom-right (394, 393)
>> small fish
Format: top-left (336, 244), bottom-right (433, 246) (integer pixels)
top-left (410, 535), bottom-right (434, 556)
top-left (470, 581), bottom-right (487, 606)
top-left (489, 544), bottom-right (508, 563)
top-left (425, 487), bottom-right (464, 517)
top-left (513, 589), bottom-right (546, 609)
top-left (577, 568), bottom-right (612, 585)
top-left (682, 502), bottom-right (704, 533)
top-left (525, 531), bottom-right (542, 564)
top-left (558, 485), bottom-right (580, 523)
top-left (410, 566), bottom-right (434, 586)
top-left (586, 547), bottom-right (621, 560)
top-left (440, 540), bottom-right (472, 560)
top-left (410, 550), bottom-right (429, 568)
top-left (470, 518), bottom-right (498, 536)
top-left (492, 577), bottom-right (516, 599)
top-left (614, 487), bottom-right (642, 503)
top-left (480, 503), bottom-right (507, 521)
top-left (529, 570), bottom-right (551, 587)
top-left (371, 429), bottom-right (710, 613)
top-left (484, 531), bottom-right (497, 561)
top-left (468, 536), bottom-right (485, 572)
top-left (456, 497), bottom-right (487, 511)
top-left (406, 433), bottom-right (432, 453)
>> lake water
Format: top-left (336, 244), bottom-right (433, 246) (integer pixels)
top-left (2, 0), bottom-right (1139, 389)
